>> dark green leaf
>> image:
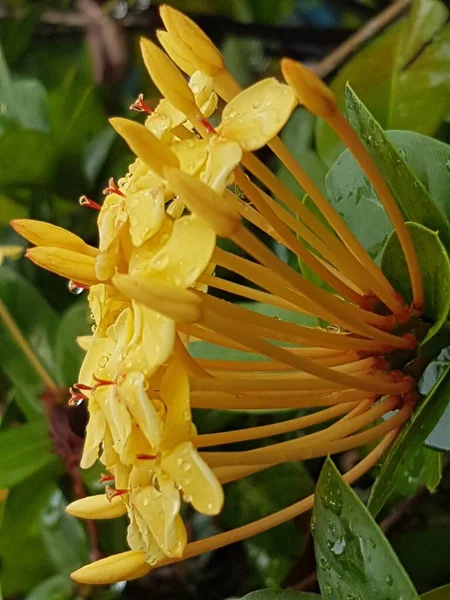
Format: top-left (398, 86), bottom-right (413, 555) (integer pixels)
top-left (221, 462), bottom-right (314, 588)
top-left (421, 584), bottom-right (450, 599)
top-left (421, 448), bottom-right (443, 491)
top-left (25, 575), bottom-right (72, 600)
top-left (316, 0), bottom-right (450, 166)
top-left (381, 223), bottom-right (450, 354)
top-left (314, 458), bottom-right (419, 599)
top-left (0, 420), bottom-right (60, 487)
top-left (40, 489), bottom-right (90, 574)
top-left (368, 365), bottom-right (450, 516)
top-left (0, 470), bottom-right (56, 596)
top-left (241, 592), bottom-right (320, 599)
top-left (55, 300), bottom-right (91, 386)
top-left (0, 267), bottom-right (60, 419)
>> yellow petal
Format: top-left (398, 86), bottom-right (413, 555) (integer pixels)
top-left (97, 194), bottom-right (127, 252)
top-left (141, 214), bottom-right (216, 288)
top-left (281, 58), bottom-right (336, 118)
top-left (113, 273), bottom-right (203, 323)
top-left (119, 372), bottom-right (164, 448)
top-left (201, 137), bottom-right (242, 193)
top-left (140, 304), bottom-right (176, 371)
top-left (66, 494), bottom-right (127, 519)
top-left (153, 98), bottom-right (186, 130)
top-left (115, 462), bottom-right (131, 490)
top-left (77, 335), bottom-right (93, 351)
top-left (159, 5), bottom-right (224, 77)
top-left (0, 244), bottom-right (23, 264)
top-left (156, 29), bottom-right (196, 77)
top-left (127, 506), bottom-right (167, 563)
top-left (160, 362), bottom-right (194, 449)
top-left (171, 137), bottom-right (208, 176)
top-left (109, 117), bottom-right (179, 179)
top-left (140, 37), bottom-right (201, 122)
top-left (132, 476), bottom-right (186, 557)
top-left (78, 336), bottom-right (116, 387)
top-left (11, 219), bottom-right (97, 257)
top-left (164, 168), bottom-right (240, 238)
top-left (127, 186), bottom-right (165, 247)
top-left (71, 551), bottom-right (150, 584)
top-left (101, 423), bottom-right (120, 470)
top-left (162, 441), bottom-right (224, 515)
top-left (128, 218), bottom-right (173, 277)
top-left (96, 386), bottom-right (133, 459)
top-left (220, 78), bottom-right (297, 151)
top-left (189, 71), bottom-right (217, 117)
top-left (80, 399), bottom-right (106, 469)
top-left (26, 247), bottom-right (97, 286)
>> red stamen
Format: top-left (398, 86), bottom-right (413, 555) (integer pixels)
top-left (92, 375), bottom-right (115, 388)
top-left (198, 116), bottom-right (216, 134)
top-left (103, 177), bottom-right (125, 198)
top-left (79, 195), bottom-right (102, 211)
top-left (136, 453), bottom-right (157, 460)
top-left (99, 473), bottom-right (115, 484)
top-left (71, 281), bottom-right (89, 290)
top-left (359, 294), bottom-right (378, 312)
top-left (105, 485), bottom-right (127, 502)
top-left (68, 387), bottom-right (89, 406)
top-left (129, 93), bottom-right (153, 115)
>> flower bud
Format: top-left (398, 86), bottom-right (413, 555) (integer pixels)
top-left (109, 117), bottom-right (179, 179)
top-left (11, 219), bottom-right (97, 257)
top-left (26, 247), bottom-right (97, 286)
top-left (281, 58), bottom-right (337, 118)
top-left (159, 5), bottom-right (224, 77)
top-left (66, 494), bottom-right (127, 519)
top-left (71, 551), bottom-right (151, 584)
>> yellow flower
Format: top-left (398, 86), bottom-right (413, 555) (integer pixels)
top-left (14, 5), bottom-right (425, 586)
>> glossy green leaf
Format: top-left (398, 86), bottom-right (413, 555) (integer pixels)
top-left (381, 222), bottom-right (450, 354)
top-left (0, 420), bottom-right (60, 487)
top-left (421, 584), bottom-right (450, 599)
top-left (55, 300), bottom-right (90, 386)
top-left (221, 462), bottom-right (314, 587)
top-left (326, 113), bottom-right (450, 264)
top-left (25, 575), bottom-right (72, 600)
top-left (368, 364), bottom-right (450, 516)
top-left (241, 592), bottom-right (320, 599)
top-left (345, 86), bottom-right (450, 252)
top-left (314, 458), bottom-right (419, 599)
top-left (0, 266), bottom-right (60, 419)
top-left (40, 489), bottom-right (90, 574)
top-left (316, 0), bottom-right (450, 166)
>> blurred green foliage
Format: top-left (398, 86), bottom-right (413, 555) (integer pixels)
top-left (0, 0), bottom-right (449, 599)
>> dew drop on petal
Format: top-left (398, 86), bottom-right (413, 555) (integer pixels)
top-left (68, 280), bottom-right (85, 295)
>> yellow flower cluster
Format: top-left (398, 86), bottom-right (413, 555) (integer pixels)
top-left (12, 5), bottom-right (423, 586)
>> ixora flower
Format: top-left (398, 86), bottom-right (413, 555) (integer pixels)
top-left (12, 5), bottom-right (428, 586)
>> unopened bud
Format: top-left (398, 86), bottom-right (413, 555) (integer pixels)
top-left (281, 58), bottom-right (336, 118)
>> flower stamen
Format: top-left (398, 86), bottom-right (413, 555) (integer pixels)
top-left (79, 195), bottom-right (102, 211)
top-left (129, 93), bottom-right (153, 114)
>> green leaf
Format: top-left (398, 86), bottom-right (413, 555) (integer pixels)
top-left (25, 575), bottom-right (72, 600)
top-left (421, 584), bottom-right (450, 599)
top-left (0, 266), bottom-right (60, 419)
top-left (40, 489), bottom-right (90, 574)
top-left (55, 300), bottom-right (91, 386)
top-left (0, 470), bottom-right (56, 596)
top-left (221, 462), bottom-right (315, 588)
top-left (326, 94), bottom-right (450, 262)
top-left (241, 592), bottom-right (320, 599)
top-left (12, 78), bottom-right (49, 132)
top-left (381, 222), bottom-right (450, 354)
top-left (345, 86), bottom-right (450, 252)
top-left (421, 448), bottom-right (443, 491)
top-left (313, 458), bottom-right (419, 599)
top-left (0, 420), bottom-right (60, 488)
top-left (0, 131), bottom-right (54, 187)
top-left (316, 0), bottom-right (450, 166)
top-left (368, 364), bottom-right (450, 516)
top-left (426, 404), bottom-right (450, 451)
top-left (0, 42), bottom-right (13, 116)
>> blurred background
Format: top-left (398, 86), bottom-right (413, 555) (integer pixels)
top-left (0, 0), bottom-right (449, 598)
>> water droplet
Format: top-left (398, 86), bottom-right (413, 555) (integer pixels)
top-left (319, 556), bottom-right (331, 571)
top-left (148, 556), bottom-right (158, 566)
top-left (151, 253), bottom-right (169, 271)
top-left (445, 158), bottom-right (450, 172)
top-left (321, 484), bottom-right (343, 516)
top-left (252, 99), bottom-right (262, 109)
top-left (386, 574), bottom-right (393, 586)
top-left (98, 355), bottom-right (109, 368)
top-left (181, 462), bottom-right (191, 473)
top-left (183, 493), bottom-right (193, 503)
top-left (330, 538), bottom-right (346, 555)
top-left (68, 280), bottom-right (84, 295)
